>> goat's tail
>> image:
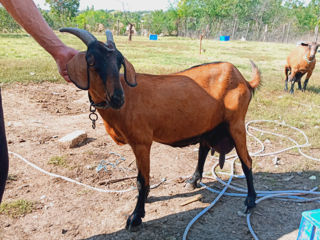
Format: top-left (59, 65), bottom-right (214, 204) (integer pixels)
top-left (248, 60), bottom-right (261, 92)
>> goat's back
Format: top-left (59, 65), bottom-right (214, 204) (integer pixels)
top-left (287, 46), bottom-right (315, 69)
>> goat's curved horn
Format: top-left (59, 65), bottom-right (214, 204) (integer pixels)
top-left (105, 30), bottom-right (114, 43)
top-left (60, 28), bottom-right (97, 46)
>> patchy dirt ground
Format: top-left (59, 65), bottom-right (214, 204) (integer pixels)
top-left (0, 82), bottom-right (319, 240)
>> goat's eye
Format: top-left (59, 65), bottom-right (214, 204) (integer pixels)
top-left (87, 54), bottom-right (95, 66)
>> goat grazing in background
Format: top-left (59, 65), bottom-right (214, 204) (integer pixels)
top-left (285, 42), bottom-right (319, 94)
top-left (60, 28), bottom-right (261, 231)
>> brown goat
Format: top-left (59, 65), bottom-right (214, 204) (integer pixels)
top-left (60, 28), bottom-right (261, 231)
top-left (285, 42), bottom-right (319, 93)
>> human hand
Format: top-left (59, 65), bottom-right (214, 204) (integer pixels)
top-left (54, 46), bottom-right (79, 82)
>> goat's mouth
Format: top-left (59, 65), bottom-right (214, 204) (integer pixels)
top-left (110, 96), bottom-right (124, 109)
top-left (109, 89), bottom-right (125, 109)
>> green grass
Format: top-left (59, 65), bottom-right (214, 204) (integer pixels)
top-left (0, 199), bottom-right (34, 218)
top-left (48, 155), bottom-right (67, 167)
top-left (1, 32), bottom-right (320, 151)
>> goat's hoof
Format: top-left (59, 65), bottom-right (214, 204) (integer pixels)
top-left (244, 197), bottom-right (256, 211)
top-left (289, 90), bottom-right (294, 94)
top-left (244, 206), bottom-right (253, 214)
top-left (126, 213), bottom-right (143, 232)
top-left (185, 179), bottom-right (199, 190)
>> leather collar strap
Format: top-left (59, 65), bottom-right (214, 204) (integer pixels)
top-left (88, 93), bottom-right (110, 110)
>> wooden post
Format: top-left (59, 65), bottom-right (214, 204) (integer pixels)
top-left (286, 23), bottom-right (291, 43)
top-left (200, 34), bottom-right (204, 54)
top-left (128, 23), bottom-right (133, 41)
top-left (231, 18), bottom-right (238, 40)
top-left (245, 22), bottom-right (250, 40)
top-left (117, 19), bottom-right (119, 35)
top-left (281, 24), bottom-right (286, 43)
top-left (263, 24), bottom-right (268, 42)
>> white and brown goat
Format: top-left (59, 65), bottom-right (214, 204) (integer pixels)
top-left (60, 28), bottom-right (261, 231)
top-left (285, 42), bottom-right (319, 93)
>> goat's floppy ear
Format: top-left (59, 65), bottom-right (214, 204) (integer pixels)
top-left (122, 57), bottom-right (137, 87)
top-left (300, 42), bottom-right (309, 47)
top-left (66, 51), bottom-right (89, 90)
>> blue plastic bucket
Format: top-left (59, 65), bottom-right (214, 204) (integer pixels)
top-left (149, 34), bottom-right (158, 40)
top-left (297, 209), bottom-right (320, 240)
top-left (219, 36), bottom-right (230, 41)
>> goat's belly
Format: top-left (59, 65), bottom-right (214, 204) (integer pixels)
top-left (156, 121), bottom-right (230, 148)
top-left (153, 117), bottom-right (222, 147)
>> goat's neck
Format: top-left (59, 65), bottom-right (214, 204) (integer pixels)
top-left (304, 50), bottom-right (315, 64)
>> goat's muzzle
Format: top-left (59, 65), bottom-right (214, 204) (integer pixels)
top-left (110, 89), bottom-right (125, 109)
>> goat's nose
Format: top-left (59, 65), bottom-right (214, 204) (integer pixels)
top-left (110, 89), bottom-right (124, 109)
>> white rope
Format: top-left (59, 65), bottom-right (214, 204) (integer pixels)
top-left (8, 151), bottom-right (166, 193)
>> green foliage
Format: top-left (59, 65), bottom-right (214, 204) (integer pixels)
top-left (39, 9), bottom-right (55, 29)
top-left (75, 9), bottom-right (112, 31)
top-left (45, 0), bottom-right (80, 28)
top-left (147, 10), bottom-right (167, 35)
top-left (0, 199), bottom-right (34, 218)
top-left (0, 7), bottom-right (21, 32)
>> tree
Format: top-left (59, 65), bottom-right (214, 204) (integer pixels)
top-left (45, 0), bottom-right (80, 28)
top-left (0, 7), bottom-right (21, 32)
top-left (75, 9), bottom-right (112, 31)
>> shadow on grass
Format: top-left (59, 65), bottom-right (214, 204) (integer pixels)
top-left (0, 33), bottom-right (30, 39)
top-left (306, 85), bottom-right (320, 94)
top-left (79, 170), bottom-right (320, 240)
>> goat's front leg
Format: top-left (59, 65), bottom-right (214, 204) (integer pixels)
top-left (284, 66), bottom-right (290, 91)
top-left (126, 143), bottom-right (151, 231)
top-left (289, 77), bottom-right (296, 94)
top-left (187, 141), bottom-right (210, 189)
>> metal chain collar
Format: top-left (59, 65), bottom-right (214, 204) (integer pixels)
top-left (89, 104), bottom-right (99, 129)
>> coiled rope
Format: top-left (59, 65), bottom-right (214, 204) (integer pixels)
top-left (183, 119), bottom-right (320, 240)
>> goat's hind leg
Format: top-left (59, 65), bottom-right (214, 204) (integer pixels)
top-left (126, 144), bottom-right (151, 231)
top-left (187, 141), bottom-right (210, 189)
top-left (303, 71), bottom-right (312, 91)
top-left (229, 122), bottom-right (256, 211)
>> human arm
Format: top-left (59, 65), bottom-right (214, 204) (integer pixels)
top-left (0, 0), bottom-right (78, 82)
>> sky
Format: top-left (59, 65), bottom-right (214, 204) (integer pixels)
top-left (33, 0), bottom-right (173, 11)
